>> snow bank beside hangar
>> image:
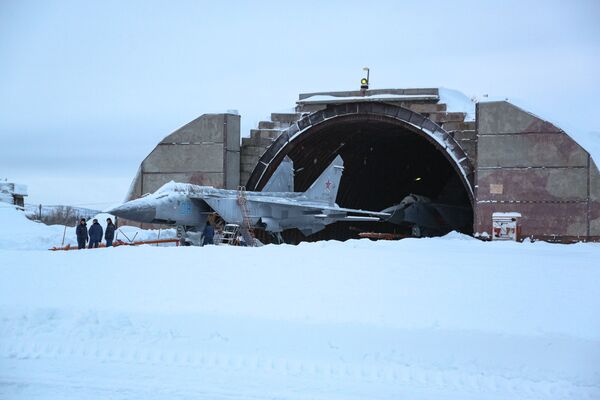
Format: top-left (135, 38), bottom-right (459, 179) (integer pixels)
top-left (0, 204), bottom-right (599, 399)
top-left (0, 204), bottom-right (175, 250)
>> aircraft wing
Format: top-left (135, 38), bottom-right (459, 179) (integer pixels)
top-left (245, 197), bottom-right (390, 218)
top-left (317, 205), bottom-right (390, 218)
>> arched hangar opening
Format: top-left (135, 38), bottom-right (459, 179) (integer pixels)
top-left (247, 103), bottom-right (475, 242)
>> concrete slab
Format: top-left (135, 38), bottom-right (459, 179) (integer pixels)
top-left (453, 130), bottom-right (477, 140)
top-left (242, 146), bottom-right (267, 157)
top-left (250, 129), bottom-right (282, 139)
top-left (240, 171), bottom-right (251, 186)
top-left (225, 150), bottom-right (240, 189)
top-left (258, 121), bottom-right (276, 129)
top-left (477, 168), bottom-right (588, 201)
top-left (458, 142), bottom-right (477, 164)
top-left (403, 103), bottom-right (447, 113)
top-left (477, 133), bottom-right (589, 168)
top-left (590, 160), bottom-right (600, 202)
top-left (478, 101), bottom-right (562, 135)
top-left (240, 161), bottom-right (256, 171)
top-left (225, 114), bottom-right (241, 152)
top-left (142, 143), bottom-right (225, 173)
top-left (428, 112), bottom-right (466, 123)
top-left (160, 114), bottom-right (227, 144)
top-left (241, 154), bottom-right (260, 165)
top-left (443, 121), bottom-right (477, 132)
top-left (590, 201), bottom-right (600, 236)
top-left (271, 113), bottom-right (302, 124)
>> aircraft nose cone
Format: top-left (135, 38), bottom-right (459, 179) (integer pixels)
top-left (108, 202), bottom-right (156, 223)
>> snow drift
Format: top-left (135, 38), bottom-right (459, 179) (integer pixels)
top-left (0, 203), bottom-right (175, 251)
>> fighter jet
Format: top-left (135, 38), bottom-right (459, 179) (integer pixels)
top-left (108, 155), bottom-right (389, 244)
top-left (382, 193), bottom-right (472, 236)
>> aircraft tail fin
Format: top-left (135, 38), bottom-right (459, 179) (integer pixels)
top-left (263, 156), bottom-right (294, 192)
top-left (303, 155), bottom-right (344, 205)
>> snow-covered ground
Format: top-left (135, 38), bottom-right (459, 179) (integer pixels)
top-left (0, 203), bottom-right (175, 251)
top-left (0, 205), bottom-right (599, 399)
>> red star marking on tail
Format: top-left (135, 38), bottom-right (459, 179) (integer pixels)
top-left (325, 180), bottom-right (332, 189)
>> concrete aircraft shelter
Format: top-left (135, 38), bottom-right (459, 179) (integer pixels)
top-left (125, 88), bottom-right (600, 243)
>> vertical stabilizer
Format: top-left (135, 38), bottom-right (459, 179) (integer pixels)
top-left (303, 155), bottom-right (344, 205)
top-left (263, 156), bottom-right (294, 192)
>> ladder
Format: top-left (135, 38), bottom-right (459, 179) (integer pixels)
top-left (218, 224), bottom-right (240, 245)
top-left (237, 186), bottom-right (256, 247)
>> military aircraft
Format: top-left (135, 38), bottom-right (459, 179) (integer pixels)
top-left (108, 155), bottom-right (389, 245)
top-left (382, 193), bottom-right (472, 236)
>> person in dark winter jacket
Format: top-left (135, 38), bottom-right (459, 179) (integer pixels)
top-left (88, 219), bottom-right (103, 248)
top-left (105, 218), bottom-right (116, 247)
top-left (202, 221), bottom-right (214, 245)
top-left (75, 218), bottom-right (88, 249)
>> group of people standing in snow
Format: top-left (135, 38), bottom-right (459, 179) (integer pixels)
top-left (75, 218), bottom-right (116, 249)
top-left (75, 218), bottom-right (215, 249)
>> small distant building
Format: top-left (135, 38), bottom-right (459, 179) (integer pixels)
top-left (0, 181), bottom-right (28, 207)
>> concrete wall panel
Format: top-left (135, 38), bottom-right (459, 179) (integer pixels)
top-left (476, 100), bottom-right (595, 241)
top-left (457, 141), bottom-right (477, 165)
top-left (127, 166), bottom-right (142, 198)
top-left (590, 160), bottom-right (600, 202)
top-left (590, 201), bottom-right (600, 236)
top-left (478, 101), bottom-right (562, 135)
top-left (225, 150), bottom-right (240, 189)
top-left (126, 112), bottom-right (240, 201)
top-left (477, 168), bottom-right (588, 201)
top-left (142, 143), bottom-right (225, 173)
top-left (162, 114), bottom-right (225, 144)
top-left (477, 134), bottom-right (588, 168)
top-left (226, 114), bottom-right (241, 152)
top-left (589, 155), bottom-right (600, 235)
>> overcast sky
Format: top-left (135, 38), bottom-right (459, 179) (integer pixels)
top-left (1, 0), bottom-right (599, 207)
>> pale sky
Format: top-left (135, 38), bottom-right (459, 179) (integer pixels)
top-left (1, 0), bottom-right (599, 207)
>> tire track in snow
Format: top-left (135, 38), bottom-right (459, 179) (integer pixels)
top-left (1, 338), bottom-right (598, 400)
